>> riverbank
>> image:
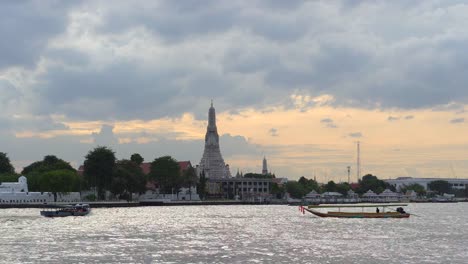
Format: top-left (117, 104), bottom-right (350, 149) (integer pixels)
top-left (0, 200), bottom-right (279, 209)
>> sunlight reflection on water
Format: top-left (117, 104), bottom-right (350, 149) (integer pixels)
top-left (1, 203), bottom-right (467, 263)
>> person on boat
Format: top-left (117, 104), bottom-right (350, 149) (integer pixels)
top-left (376, 208), bottom-right (380, 213)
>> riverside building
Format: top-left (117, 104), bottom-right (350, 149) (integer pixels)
top-left (0, 176), bottom-right (80, 204)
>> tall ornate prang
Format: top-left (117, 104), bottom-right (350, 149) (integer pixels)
top-left (262, 156), bottom-right (268, 175)
top-left (198, 101), bottom-right (231, 178)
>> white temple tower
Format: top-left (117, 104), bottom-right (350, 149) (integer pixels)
top-left (198, 101), bottom-right (231, 178)
top-left (262, 156), bottom-right (268, 175)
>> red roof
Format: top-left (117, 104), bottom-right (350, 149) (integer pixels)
top-left (140, 161), bottom-right (192, 175)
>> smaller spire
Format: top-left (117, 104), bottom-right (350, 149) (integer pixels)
top-left (211, 99), bottom-right (213, 107)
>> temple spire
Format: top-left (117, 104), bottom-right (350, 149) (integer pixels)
top-left (198, 102), bottom-right (231, 178)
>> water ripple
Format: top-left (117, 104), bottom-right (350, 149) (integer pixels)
top-left (0, 203), bottom-right (467, 263)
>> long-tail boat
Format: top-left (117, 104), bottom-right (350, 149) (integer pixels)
top-left (300, 204), bottom-right (410, 218)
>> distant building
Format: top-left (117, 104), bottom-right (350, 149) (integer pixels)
top-left (385, 177), bottom-right (468, 191)
top-left (196, 101), bottom-right (231, 179)
top-left (0, 176), bottom-right (80, 204)
top-left (206, 177), bottom-right (272, 201)
top-left (262, 156), bottom-right (268, 175)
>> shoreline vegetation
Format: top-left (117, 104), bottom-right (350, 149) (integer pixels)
top-left (1, 199), bottom-right (467, 209)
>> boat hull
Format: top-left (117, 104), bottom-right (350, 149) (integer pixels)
top-left (40, 210), bottom-right (90, 217)
top-left (304, 208), bottom-right (410, 218)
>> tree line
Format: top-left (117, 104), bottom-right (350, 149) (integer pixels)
top-left (0, 148), bottom-right (200, 201)
top-left (283, 174), bottom-right (467, 199)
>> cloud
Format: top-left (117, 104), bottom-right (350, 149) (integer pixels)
top-left (92, 125), bottom-right (119, 146)
top-left (320, 118), bottom-right (338, 128)
top-left (388, 116), bottom-right (400, 122)
top-left (269, 128), bottom-right (279, 137)
top-left (404, 115), bottom-right (414, 120)
top-left (3, 1), bottom-right (468, 123)
top-left (0, 1), bottom-right (75, 69)
top-left (348, 132), bottom-right (363, 138)
top-left (450, 118), bottom-right (465, 124)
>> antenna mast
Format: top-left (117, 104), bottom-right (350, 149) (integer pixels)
top-left (357, 141), bottom-right (361, 182)
top-left (347, 166), bottom-right (351, 184)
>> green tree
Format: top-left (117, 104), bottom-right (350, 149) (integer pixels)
top-left (111, 159), bottom-right (146, 201)
top-left (357, 174), bottom-right (389, 194)
top-left (0, 152), bottom-right (15, 174)
top-left (243, 173), bottom-right (274, 179)
top-left (336, 182), bottom-right (351, 195)
top-left (400, 183), bottom-right (426, 196)
top-left (271, 182), bottom-right (285, 199)
top-left (149, 156), bottom-right (181, 194)
top-left (197, 170), bottom-right (207, 200)
top-left (130, 153), bottom-right (144, 165)
top-left (0, 173), bottom-right (19, 183)
top-left (182, 166), bottom-right (198, 200)
top-left (298, 176), bottom-right (319, 193)
top-left (428, 180), bottom-right (451, 195)
top-left (84, 146), bottom-right (116, 200)
top-left (22, 155), bottom-right (74, 175)
top-left (21, 155), bottom-right (79, 196)
top-left (324, 181), bottom-right (338, 192)
top-left (285, 181), bottom-right (307, 199)
top-left (38, 169), bottom-right (82, 201)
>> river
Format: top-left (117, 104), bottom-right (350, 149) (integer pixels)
top-left (1, 203), bottom-right (467, 263)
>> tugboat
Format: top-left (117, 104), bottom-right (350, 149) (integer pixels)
top-left (40, 204), bottom-right (91, 217)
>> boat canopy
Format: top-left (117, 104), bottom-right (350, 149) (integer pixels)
top-left (308, 203), bottom-right (408, 208)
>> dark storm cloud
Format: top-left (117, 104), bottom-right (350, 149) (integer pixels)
top-left (2, 0), bottom-right (468, 123)
top-left (0, 1), bottom-right (76, 69)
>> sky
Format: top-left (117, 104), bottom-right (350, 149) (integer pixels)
top-left (1, 0), bottom-right (468, 182)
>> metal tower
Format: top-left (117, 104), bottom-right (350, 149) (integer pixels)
top-left (347, 166), bottom-right (351, 184)
top-left (356, 141), bottom-right (361, 182)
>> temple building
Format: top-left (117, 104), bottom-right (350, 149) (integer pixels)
top-left (262, 156), bottom-right (268, 175)
top-left (197, 101), bottom-right (231, 179)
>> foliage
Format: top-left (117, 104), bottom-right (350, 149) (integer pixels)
top-left (182, 166), bottom-right (198, 188)
top-left (400, 183), bottom-right (426, 196)
top-left (84, 146), bottom-right (116, 200)
top-left (130, 153), bottom-right (144, 165)
top-left (197, 171), bottom-right (207, 200)
top-left (285, 181), bottom-right (307, 199)
top-left (335, 182), bottom-right (351, 195)
top-left (111, 159), bottom-right (147, 200)
top-left (243, 173), bottom-right (274, 179)
top-left (21, 155), bottom-right (81, 196)
top-left (38, 169), bottom-right (82, 193)
top-left (298, 176), bottom-right (319, 192)
top-left (0, 173), bottom-right (19, 183)
top-left (323, 181), bottom-right (337, 192)
top-left (284, 176), bottom-right (321, 199)
top-left (149, 156), bottom-right (181, 194)
top-left (428, 180), bottom-right (452, 195)
top-left (22, 155), bottom-right (74, 175)
top-left (356, 174), bottom-right (391, 194)
top-left (84, 194), bottom-right (97, 201)
top-left (271, 182), bottom-right (285, 199)
top-left (0, 152), bottom-right (15, 174)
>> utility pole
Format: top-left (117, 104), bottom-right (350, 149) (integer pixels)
top-left (357, 141), bottom-right (361, 182)
top-left (347, 166), bottom-right (351, 184)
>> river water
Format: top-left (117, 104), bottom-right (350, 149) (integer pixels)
top-left (0, 203), bottom-right (467, 263)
